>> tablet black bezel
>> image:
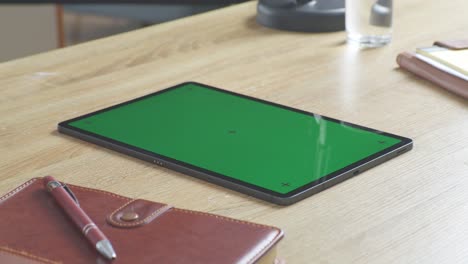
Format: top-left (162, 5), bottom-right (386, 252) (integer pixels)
top-left (58, 82), bottom-right (413, 205)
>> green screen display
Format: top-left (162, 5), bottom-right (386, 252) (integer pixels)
top-left (68, 83), bottom-right (401, 194)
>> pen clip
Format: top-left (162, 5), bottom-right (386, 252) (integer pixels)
top-left (62, 183), bottom-right (80, 206)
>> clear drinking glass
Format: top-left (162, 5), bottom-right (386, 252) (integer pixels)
top-left (346, 0), bottom-right (393, 47)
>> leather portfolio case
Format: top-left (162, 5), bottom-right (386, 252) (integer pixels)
top-left (397, 39), bottom-right (468, 99)
top-left (0, 177), bottom-right (283, 264)
top-left (397, 51), bottom-right (468, 99)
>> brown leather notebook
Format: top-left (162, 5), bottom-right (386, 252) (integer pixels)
top-left (396, 40), bottom-right (468, 99)
top-left (0, 178), bottom-right (283, 264)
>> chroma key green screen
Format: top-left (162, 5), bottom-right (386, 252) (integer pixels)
top-left (68, 83), bottom-right (401, 194)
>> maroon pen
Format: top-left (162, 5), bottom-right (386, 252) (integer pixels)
top-left (43, 176), bottom-right (116, 260)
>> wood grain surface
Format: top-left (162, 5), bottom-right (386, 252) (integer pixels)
top-left (1, 1), bottom-right (467, 263)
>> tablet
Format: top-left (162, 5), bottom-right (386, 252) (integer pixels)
top-left (58, 82), bottom-right (413, 205)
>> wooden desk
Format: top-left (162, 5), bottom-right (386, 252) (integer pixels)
top-left (1, 1), bottom-right (467, 263)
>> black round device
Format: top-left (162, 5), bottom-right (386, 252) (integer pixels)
top-left (256, 0), bottom-right (345, 32)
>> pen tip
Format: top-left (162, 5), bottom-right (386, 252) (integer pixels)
top-left (96, 240), bottom-right (117, 260)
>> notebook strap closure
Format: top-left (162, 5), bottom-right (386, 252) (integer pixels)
top-left (107, 199), bottom-right (172, 228)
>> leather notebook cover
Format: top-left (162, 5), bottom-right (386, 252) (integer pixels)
top-left (434, 39), bottom-right (468, 50)
top-left (397, 51), bottom-right (468, 99)
top-left (0, 178), bottom-right (283, 264)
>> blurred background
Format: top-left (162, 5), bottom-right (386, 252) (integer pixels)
top-left (0, 2), bottom-right (248, 62)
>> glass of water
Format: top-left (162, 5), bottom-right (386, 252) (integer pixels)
top-left (346, 0), bottom-right (393, 47)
